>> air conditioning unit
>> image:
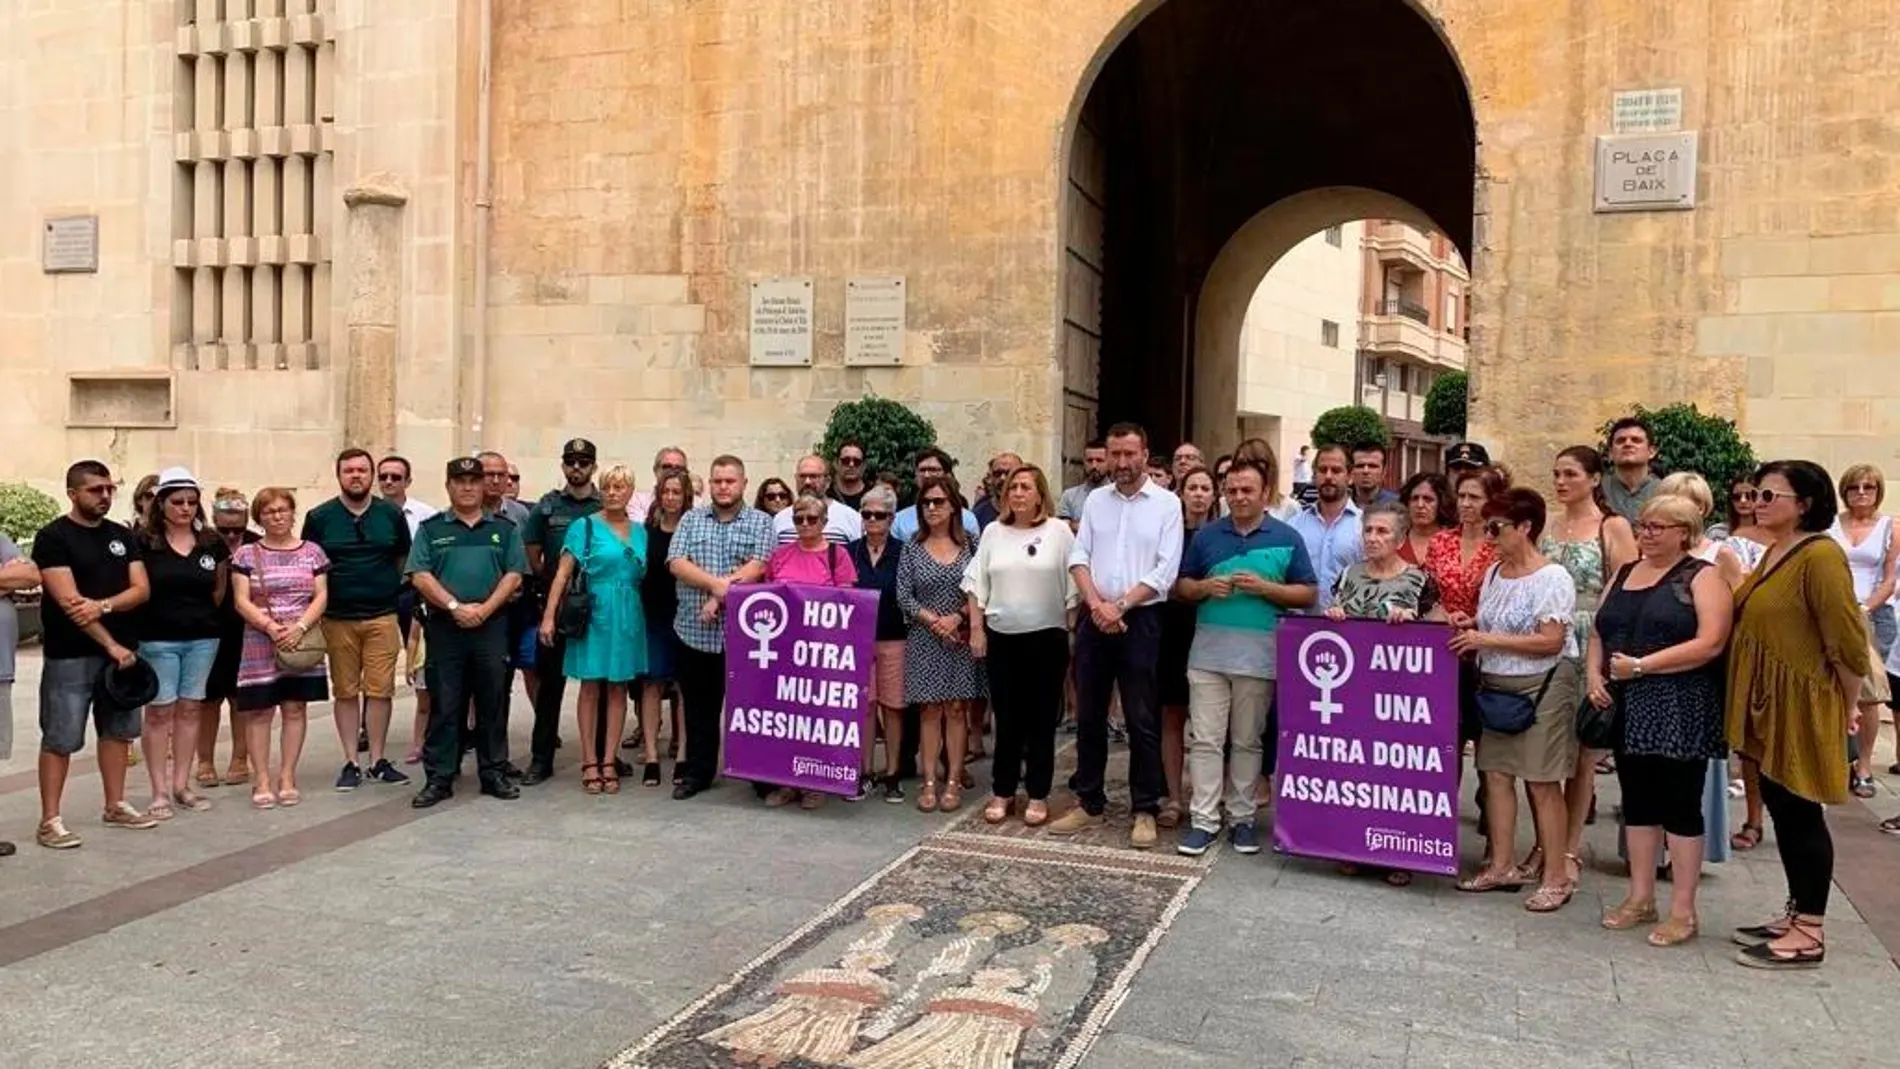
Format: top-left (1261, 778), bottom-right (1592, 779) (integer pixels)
top-left (1373, 374), bottom-right (1388, 388)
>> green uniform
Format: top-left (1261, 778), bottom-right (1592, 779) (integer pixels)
top-left (302, 497), bottom-right (411, 620)
top-left (406, 511), bottom-right (529, 604)
top-left (522, 487), bottom-right (602, 577)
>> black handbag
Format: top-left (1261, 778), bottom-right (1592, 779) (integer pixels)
top-left (1575, 689), bottom-right (1622, 750)
top-left (1476, 667), bottom-right (1557, 736)
top-left (555, 516), bottom-right (593, 639)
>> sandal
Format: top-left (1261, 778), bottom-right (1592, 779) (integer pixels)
top-left (1850, 773), bottom-right (1877, 799)
top-left (1156, 800), bottom-right (1182, 829)
top-left (917, 781), bottom-right (939, 813)
top-left (1524, 884), bottom-right (1575, 913)
top-left (251, 788), bottom-right (277, 810)
top-left (1511, 848), bottom-right (1545, 885)
top-left (224, 757), bottom-right (251, 786)
top-left (277, 787), bottom-right (301, 807)
top-left (1602, 899), bottom-right (1659, 931)
top-left (582, 764), bottom-right (603, 796)
top-left (1383, 869), bottom-right (1413, 888)
top-left (601, 765), bottom-right (621, 795)
top-left (1456, 869), bottom-right (1525, 893)
top-left (172, 791), bottom-right (213, 813)
top-left (940, 783), bottom-right (964, 812)
top-left (1737, 916), bottom-right (1825, 969)
top-left (799, 790), bottom-right (826, 810)
top-left (194, 760), bottom-right (220, 789)
top-left (147, 797), bottom-right (175, 822)
top-left (1880, 815), bottom-right (1900, 836)
top-left (982, 796), bottom-right (1012, 824)
top-left (642, 762), bottom-right (661, 787)
top-left (1733, 900), bottom-right (1796, 946)
top-left (1595, 755), bottom-right (1616, 774)
top-left (1731, 822), bottom-right (1764, 850)
top-left (1648, 916), bottom-right (1699, 947)
top-left (1023, 799), bottom-right (1049, 827)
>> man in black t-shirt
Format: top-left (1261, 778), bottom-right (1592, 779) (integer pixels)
top-left (31, 460), bottom-right (156, 849)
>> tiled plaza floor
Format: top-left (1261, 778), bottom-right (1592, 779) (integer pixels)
top-left (2, 649), bottom-right (1897, 1069)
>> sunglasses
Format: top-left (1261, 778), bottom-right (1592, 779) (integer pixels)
top-left (562, 457), bottom-right (594, 468)
top-left (1846, 483), bottom-right (1880, 494)
top-left (377, 472), bottom-right (406, 483)
top-left (793, 514), bottom-right (825, 527)
top-left (839, 455), bottom-right (865, 466)
top-left (1482, 519), bottom-right (1511, 537)
top-left (921, 498), bottom-right (951, 508)
top-left (1755, 488), bottom-right (1793, 506)
top-left (1730, 489), bottom-right (1757, 502)
top-left (764, 490), bottom-right (791, 501)
top-left (860, 510), bottom-right (892, 521)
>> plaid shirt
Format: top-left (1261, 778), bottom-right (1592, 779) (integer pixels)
top-left (667, 504), bottom-right (773, 652)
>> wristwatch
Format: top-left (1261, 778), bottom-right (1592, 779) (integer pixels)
top-left (446, 598), bottom-right (462, 612)
top-left (98, 599), bottom-right (113, 615)
top-left (1632, 658), bottom-right (1645, 678)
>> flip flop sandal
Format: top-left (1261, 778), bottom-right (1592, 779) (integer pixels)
top-left (1731, 822), bottom-right (1763, 850)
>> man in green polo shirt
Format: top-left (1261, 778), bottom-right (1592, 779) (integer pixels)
top-left (521, 437), bottom-right (605, 785)
top-left (303, 448), bottom-right (414, 792)
top-left (406, 457), bottom-right (529, 807)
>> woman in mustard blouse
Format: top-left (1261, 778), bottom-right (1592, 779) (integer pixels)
top-left (1725, 460), bottom-right (1869, 971)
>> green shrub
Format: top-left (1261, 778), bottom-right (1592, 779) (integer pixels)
top-left (0, 482), bottom-right (60, 550)
top-left (1311, 406), bottom-right (1392, 452)
top-left (817, 396), bottom-right (939, 499)
top-left (1598, 403), bottom-right (1758, 492)
top-left (1423, 371), bottom-right (1468, 438)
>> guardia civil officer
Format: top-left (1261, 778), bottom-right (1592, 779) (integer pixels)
top-left (408, 457), bottom-right (530, 807)
top-left (521, 437), bottom-right (606, 785)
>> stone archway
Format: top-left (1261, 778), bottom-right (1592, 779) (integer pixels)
top-left (1057, 0), bottom-right (1477, 479)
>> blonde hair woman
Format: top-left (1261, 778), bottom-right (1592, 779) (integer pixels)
top-left (1829, 463), bottom-right (1897, 798)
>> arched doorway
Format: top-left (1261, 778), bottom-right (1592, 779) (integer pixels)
top-left (1058, 0), bottom-right (1477, 481)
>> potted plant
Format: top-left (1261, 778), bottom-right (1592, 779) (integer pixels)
top-left (0, 482), bottom-right (60, 643)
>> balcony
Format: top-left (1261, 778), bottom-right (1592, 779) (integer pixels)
top-left (1362, 299), bottom-right (1466, 369)
top-left (1360, 384), bottom-right (1428, 424)
top-left (1364, 224), bottom-right (1436, 273)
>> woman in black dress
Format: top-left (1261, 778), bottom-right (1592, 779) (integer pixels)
top-left (1157, 466), bottom-right (1216, 828)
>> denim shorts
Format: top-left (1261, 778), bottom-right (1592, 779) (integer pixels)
top-left (39, 655), bottom-right (142, 756)
top-left (141, 638), bottom-right (220, 705)
top-left (1868, 603), bottom-right (1897, 659)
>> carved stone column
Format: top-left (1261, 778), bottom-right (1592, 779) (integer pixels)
top-left (342, 173), bottom-right (407, 457)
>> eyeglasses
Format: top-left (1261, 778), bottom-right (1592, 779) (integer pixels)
top-left (1847, 483), bottom-right (1880, 494)
top-left (259, 507), bottom-right (294, 518)
top-left (1635, 521), bottom-right (1688, 536)
top-left (921, 498), bottom-right (951, 509)
top-left (1482, 519), bottom-right (1510, 538)
top-left (793, 514), bottom-right (825, 527)
top-left (860, 510), bottom-right (892, 521)
top-left (1755, 488), bottom-right (1793, 506)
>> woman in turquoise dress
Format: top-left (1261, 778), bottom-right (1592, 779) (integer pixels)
top-left (539, 465), bottom-right (648, 794)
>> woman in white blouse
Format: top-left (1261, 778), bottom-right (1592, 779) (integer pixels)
top-left (965, 465), bottom-right (1078, 828)
top-left (1450, 487), bottom-right (1580, 913)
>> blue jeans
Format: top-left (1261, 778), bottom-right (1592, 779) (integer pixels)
top-left (141, 638), bottom-right (220, 705)
top-left (1867, 604), bottom-right (1896, 659)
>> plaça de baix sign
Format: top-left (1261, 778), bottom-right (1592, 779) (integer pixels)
top-left (1595, 132), bottom-right (1698, 213)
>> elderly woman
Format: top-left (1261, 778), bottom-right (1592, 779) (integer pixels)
top-left (1398, 472), bottom-right (1454, 565)
top-left (759, 492), bottom-right (862, 810)
top-left (1590, 494), bottom-right (1732, 946)
top-left (1450, 488), bottom-right (1579, 912)
top-left (896, 475), bottom-right (985, 813)
top-left (539, 464), bottom-right (648, 795)
top-left (1326, 500), bottom-right (1443, 887)
top-left (1728, 461), bottom-right (1870, 970)
top-left (230, 488), bottom-right (331, 809)
top-left (849, 484), bottom-right (909, 803)
top-left (965, 465), bottom-right (1077, 828)
top-left (1828, 463), bottom-right (1897, 799)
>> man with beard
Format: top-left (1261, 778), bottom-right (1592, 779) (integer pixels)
top-left (772, 454), bottom-right (863, 545)
top-left (1050, 423), bottom-right (1183, 849)
top-left (32, 461), bottom-right (156, 847)
top-left (666, 455), bottom-right (772, 799)
top-left (1058, 439), bottom-right (1110, 533)
top-left (302, 449), bottom-right (413, 789)
top-left (520, 438), bottom-right (607, 786)
top-left (829, 439), bottom-right (872, 511)
top-left (1602, 416), bottom-right (1660, 523)
top-left (971, 452), bottom-right (1023, 530)
top-left (1287, 444), bottom-right (1364, 613)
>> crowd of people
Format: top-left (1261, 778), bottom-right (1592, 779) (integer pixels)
top-left (5, 416), bottom-right (1894, 972)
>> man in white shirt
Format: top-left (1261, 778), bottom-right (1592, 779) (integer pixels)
top-left (630, 445), bottom-right (688, 523)
top-left (773, 454), bottom-right (864, 545)
top-left (377, 455), bottom-right (438, 536)
top-left (1050, 422), bottom-right (1183, 849)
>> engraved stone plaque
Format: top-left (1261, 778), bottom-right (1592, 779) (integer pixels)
top-left (1612, 87), bottom-right (1684, 133)
top-left (749, 277), bottom-right (814, 367)
top-left (43, 216), bottom-right (100, 273)
top-left (844, 276), bottom-right (906, 366)
top-left (1594, 133), bottom-right (1698, 213)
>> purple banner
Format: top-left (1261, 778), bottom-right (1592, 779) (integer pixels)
top-left (722, 582), bottom-right (880, 795)
top-left (1273, 616), bottom-right (1460, 875)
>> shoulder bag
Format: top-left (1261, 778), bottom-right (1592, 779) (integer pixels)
top-left (1470, 563), bottom-right (1555, 735)
top-left (251, 546), bottom-right (328, 672)
top-left (556, 515), bottom-right (594, 639)
top-left (1575, 561), bottom-right (1639, 750)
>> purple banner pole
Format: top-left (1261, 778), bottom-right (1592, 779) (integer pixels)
top-left (1272, 616), bottom-right (1461, 875)
top-left (722, 582), bottom-right (880, 796)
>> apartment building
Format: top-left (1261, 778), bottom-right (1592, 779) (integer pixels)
top-left (1357, 221), bottom-right (1470, 478)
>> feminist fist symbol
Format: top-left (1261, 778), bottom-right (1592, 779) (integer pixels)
top-left (1297, 631), bottom-right (1355, 725)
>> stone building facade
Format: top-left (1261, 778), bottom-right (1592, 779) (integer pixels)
top-left (6, 0), bottom-right (1899, 503)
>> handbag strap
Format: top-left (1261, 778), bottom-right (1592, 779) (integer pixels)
top-left (827, 541), bottom-right (840, 583)
top-left (1734, 533), bottom-right (1825, 617)
top-left (247, 544), bottom-right (284, 626)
